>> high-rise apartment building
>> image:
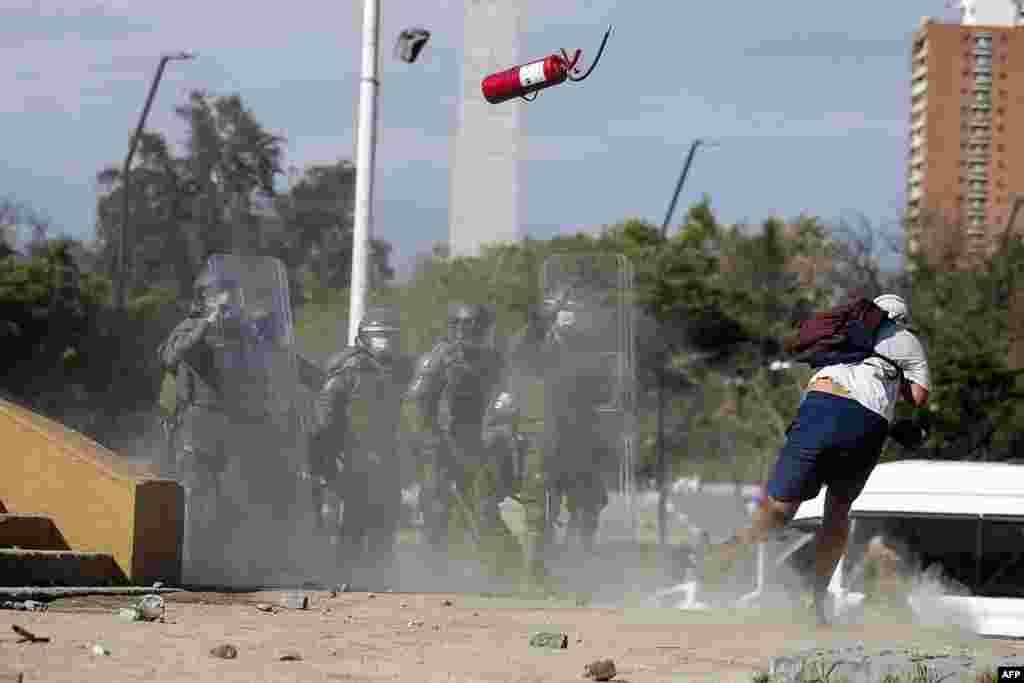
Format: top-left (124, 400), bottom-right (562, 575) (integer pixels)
top-left (907, 1), bottom-right (1024, 261)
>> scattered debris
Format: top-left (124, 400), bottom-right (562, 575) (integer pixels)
top-left (91, 643), bottom-right (111, 656)
top-left (584, 658), bottom-right (616, 681)
top-left (407, 619), bottom-right (424, 628)
top-left (367, 593), bottom-right (376, 599)
top-left (282, 593), bottom-right (309, 610)
top-left (209, 644), bottom-right (238, 660)
top-left (1, 601), bottom-right (45, 612)
top-left (432, 624), bottom-right (441, 631)
top-left (400, 601), bottom-right (409, 608)
top-left (255, 603), bottom-right (276, 613)
top-left (277, 650), bottom-right (302, 661)
top-left (152, 581), bottom-right (164, 589)
top-left (138, 594), bottom-right (165, 621)
top-left (529, 632), bottom-right (568, 649)
top-left (12, 625), bottom-right (49, 644)
top-left (442, 599), bottom-right (454, 607)
top-left (0, 672), bottom-right (23, 682)
top-left (330, 584), bottom-right (347, 598)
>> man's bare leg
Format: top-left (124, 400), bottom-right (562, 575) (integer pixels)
top-left (701, 496), bottom-right (800, 584)
top-left (812, 490), bottom-right (853, 626)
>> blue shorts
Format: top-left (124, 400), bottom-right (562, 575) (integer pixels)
top-left (765, 391), bottom-right (889, 503)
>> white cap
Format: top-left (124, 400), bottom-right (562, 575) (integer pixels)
top-left (874, 294), bottom-right (909, 324)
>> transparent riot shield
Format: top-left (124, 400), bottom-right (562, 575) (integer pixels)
top-left (541, 252), bottom-right (637, 541)
top-left (203, 253), bottom-right (299, 422)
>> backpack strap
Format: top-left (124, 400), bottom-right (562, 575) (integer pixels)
top-left (869, 351), bottom-right (905, 383)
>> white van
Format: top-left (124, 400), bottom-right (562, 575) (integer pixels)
top-left (788, 459), bottom-right (1024, 637)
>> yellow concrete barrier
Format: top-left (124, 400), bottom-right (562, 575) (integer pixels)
top-left (0, 398), bottom-right (183, 585)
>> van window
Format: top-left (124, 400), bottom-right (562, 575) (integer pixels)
top-left (977, 520), bottom-right (1024, 597)
top-left (856, 517), bottom-right (976, 590)
top-left (834, 515), bottom-right (1024, 597)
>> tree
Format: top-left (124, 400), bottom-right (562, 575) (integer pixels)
top-left (276, 160), bottom-right (393, 292)
top-left (95, 91), bottom-right (292, 299)
top-left (826, 212), bottom-right (906, 301)
top-left (902, 218), bottom-right (1024, 461)
top-left (1, 195), bottom-right (51, 257)
top-left (174, 90), bottom-right (284, 257)
top-left (95, 131), bottom-right (198, 296)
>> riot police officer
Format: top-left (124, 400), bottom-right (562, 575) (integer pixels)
top-left (406, 303), bottom-right (510, 563)
top-left (310, 307), bottom-right (414, 584)
top-left (533, 284), bottom-right (618, 555)
top-left (159, 261), bottom-right (310, 585)
top-left (157, 269), bottom-right (240, 580)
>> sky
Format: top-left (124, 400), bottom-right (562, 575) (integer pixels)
top-left (0, 1), bottom-right (966, 275)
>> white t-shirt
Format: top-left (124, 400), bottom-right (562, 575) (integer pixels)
top-left (808, 320), bottom-right (931, 422)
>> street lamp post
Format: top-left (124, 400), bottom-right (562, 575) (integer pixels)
top-left (348, 0), bottom-right (381, 346)
top-left (114, 52), bottom-right (195, 311)
top-left (655, 138), bottom-right (716, 546)
top-left (661, 139), bottom-right (710, 239)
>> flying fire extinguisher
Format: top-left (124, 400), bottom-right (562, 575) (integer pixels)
top-left (481, 26), bottom-right (613, 105)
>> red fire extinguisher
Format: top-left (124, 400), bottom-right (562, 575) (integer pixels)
top-left (481, 26), bottom-right (612, 105)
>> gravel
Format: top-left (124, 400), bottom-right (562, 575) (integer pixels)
top-left (768, 643), bottom-right (1022, 682)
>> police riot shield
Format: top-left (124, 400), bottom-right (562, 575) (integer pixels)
top-left (202, 253), bottom-right (299, 423)
top-left (541, 252), bottom-right (637, 540)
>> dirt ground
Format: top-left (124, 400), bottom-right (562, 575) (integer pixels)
top-left (3, 590), bottom-right (1023, 683)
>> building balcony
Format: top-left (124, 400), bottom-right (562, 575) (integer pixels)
top-left (912, 64), bottom-right (928, 81)
top-left (911, 99), bottom-right (928, 116)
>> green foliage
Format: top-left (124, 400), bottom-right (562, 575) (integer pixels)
top-left (330, 198), bottom-right (841, 483)
top-left (0, 240), bottom-right (176, 443)
top-left (94, 91), bottom-right (394, 305)
top-left (903, 235), bottom-right (1024, 460)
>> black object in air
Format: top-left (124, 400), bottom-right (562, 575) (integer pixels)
top-left (396, 28), bottom-right (430, 63)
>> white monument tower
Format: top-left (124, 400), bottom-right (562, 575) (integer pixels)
top-left (954, 0), bottom-right (1024, 24)
top-left (448, 0), bottom-right (523, 258)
